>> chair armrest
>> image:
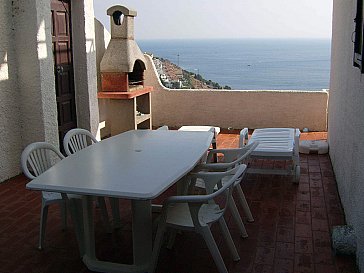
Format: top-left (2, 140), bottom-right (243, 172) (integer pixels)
top-left (239, 128), bottom-right (249, 148)
top-left (164, 194), bottom-right (211, 205)
top-left (295, 128), bottom-right (301, 138)
top-left (206, 148), bottom-right (244, 163)
top-left (195, 162), bottom-right (234, 171)
top-left (163, 165), bottom-right (246, 221)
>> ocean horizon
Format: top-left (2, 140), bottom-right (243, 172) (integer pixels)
top-left (138, 38), bottom-right (331, 90)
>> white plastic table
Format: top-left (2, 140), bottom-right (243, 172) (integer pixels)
top-left (26, 129), bottom-right (213, 273)
top-left (178, 126), bottom-right (220, 149)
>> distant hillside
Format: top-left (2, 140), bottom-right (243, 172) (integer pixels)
top-left (152, 57), bottom-right (231, 90)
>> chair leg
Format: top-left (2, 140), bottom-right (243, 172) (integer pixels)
top-left (97, 197), bottom-right (112, 233)
top-left (38, 201), bottom-right (48, 250)
top-left (166, 230), bottom-right (177, 249)
top-left (235, 185), bottom-right (254, 222)
top-left (200, 226), bottom-right (228, 273)
top-left (149, 222), bottom-right (167, 273)
top-left (228, 197), bottom-right (248, 238)
top-left (218, 218), bottom-right (240, 261)
top-left (109, 197), bottom-right (121, 229)
top-left (60, 201), bottom-right (67, 230)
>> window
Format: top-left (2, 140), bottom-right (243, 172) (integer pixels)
top-left (354, 0), bottom-right (364, 72)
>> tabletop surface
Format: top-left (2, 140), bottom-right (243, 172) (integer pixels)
top-left (26, 130), bottom-right (213, 200)
top-left (178, 125), bottom-right (220, 136)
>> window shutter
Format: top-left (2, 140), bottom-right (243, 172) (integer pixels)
top-left (354, 0), bottom-right (364, 72)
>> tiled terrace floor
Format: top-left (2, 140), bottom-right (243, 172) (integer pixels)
top-left (0, 131), bottom-right (358, 273)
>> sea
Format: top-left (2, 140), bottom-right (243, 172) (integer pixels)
top-left (138, 39), bottom-right (331, 90)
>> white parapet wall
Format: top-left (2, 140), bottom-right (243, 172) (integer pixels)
top-left (144, 54), bottom-right (328, 131)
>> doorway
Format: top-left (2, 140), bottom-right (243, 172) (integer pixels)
top-left (51, 0), bottom-right (77, 148)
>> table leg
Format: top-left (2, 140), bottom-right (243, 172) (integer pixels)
top-left (67, 198), bottom-right (85, 256)
top-left (81, 196), bottom-right (151, 273)
top-left (132, 199), bottom-right (152, 266)
top-left (82, 195), bottom-right (96, 259)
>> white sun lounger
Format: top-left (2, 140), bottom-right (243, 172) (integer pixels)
top-left (244, 128), bottom-right (301, 183)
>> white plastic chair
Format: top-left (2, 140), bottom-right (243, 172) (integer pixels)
top-left (21, 142), bottom-right (68, 250)
top-left (239, 128), bottom-right (249, 148)
top-left (63, 128), bottom-right (98, 155)
top-left (156, 125), bottom-right (169, 130)
top-left (193, 141), bottom-right (259, 238)
top-left (150, 165), bottom-right (245, 273)
top-left (63, 128), bottom-right (121, 230)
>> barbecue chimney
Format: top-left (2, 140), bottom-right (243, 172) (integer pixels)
top-left (100, 5), bottom-right (147, 92)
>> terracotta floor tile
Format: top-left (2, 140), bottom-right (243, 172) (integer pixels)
top-left (297, 190), bottom-right (311, 201)
top-left (313, 247), bottom-right (334, 265)
top-left (313, 231), bottom-right (332, 249)
top-left (314, 264), bottom-right (338, 273)
top-left (295, 224), bottom-right (312, 238)
top-left (278, 216), bottom-right (295, 229)
top-left (276, 227), bottom-right (295, 243)
top-left (311, 197), bottom-right (326, 209)
top-left (312, 218), bottom-right (329, 232)
top-left (312, 207), bottom-right (327, 220)
top-left (254, 247), bottom-right (275, 265)
top-left (335, 255), bottom-right (359, 273)
top-left (295, 237), bottom-right (313, 254)
top-left (274, 258), bottom-right (294, 273)
top-left (296, 211), bottom-right (312, 225)
top-left (296, 200), bottom-right (311, 212)
top-left (252, 264), bottom-right (273, 273)
top-left (299, 174), bottom-right (309, 184)
top-left (328, 213), bottom-right (345, 228)
top-left (294, 253), bottom-right (314, 273)
top-left (275, 242), bottom-right (295, 260)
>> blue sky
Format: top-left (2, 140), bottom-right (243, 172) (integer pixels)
top-left (93, 0), bottom-right (333, 40)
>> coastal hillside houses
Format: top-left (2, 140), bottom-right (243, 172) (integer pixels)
top-left (152, 56), bottom-right (230, 89)
top-left (0, 0), bottom-right (364, 272)
top-left (153, 57), bottom-right (183, 88)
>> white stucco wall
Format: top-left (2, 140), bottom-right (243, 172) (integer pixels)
top-left (329, 0), bottom-right (364, 270)
top-left (72, 0), bottom-right (99, 136)
top-left (13, 0), bottom-right (59, 149)
top-left (0, 0), bottom-right (100, 182)
top-left (0, 0), bottom-right (23, 181)
top-left (144, 55), bottom-right (328, 131)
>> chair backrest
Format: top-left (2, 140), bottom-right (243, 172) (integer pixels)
top-left (234, 141), bottom-right (259, 165)
top-left (190, 164), bottom-right (245, 201)
top-left (63, 128), bottom-right (98, 156)
top-left (206, 141), bottom-right (258, 167)
top-left (239, 128), bottom-right (249, 148)
top-left (21, 142), bottom-right (65, 179)
top-left (178, 165), bottom-right (245, 226)
top-left (156, 125), bottom-right (169, 130)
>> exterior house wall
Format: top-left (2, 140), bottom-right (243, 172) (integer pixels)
top-left (72, 0), bottom-right (99, 136)
top-left (0, 0), bottom-right (99, 182)
top-left (144, 55), bottom-right (328, 131)
top-left (14, 0), bottom-right (59, 148)
top-left (0, 0), bottom-right (23, 181)
top-left (329, 0), bottom-right (364, 270)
